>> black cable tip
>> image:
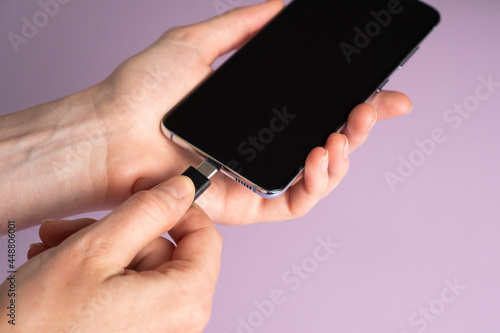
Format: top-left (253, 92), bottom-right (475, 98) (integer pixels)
top-left (182, 160), bottom-right (219, 201)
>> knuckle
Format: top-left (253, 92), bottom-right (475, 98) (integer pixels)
top-left (164, 25), bottom-right (204, 45)
top-left (61, 232), bottom-right (109, 272)
top-left (290, 203), bottom-right (311, 219)
top-left (185, 291), bottom-right (213, 332)
top-left (160, 26), bottom-right (209, 66)
top-left (192, 303), bottom-right (212, 331)
top-left (208, 227), bottom-right (223, 248)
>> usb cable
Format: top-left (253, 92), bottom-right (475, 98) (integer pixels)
top-left (182, 159), bottom-right (220, 201)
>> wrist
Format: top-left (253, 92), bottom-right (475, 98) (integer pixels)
top-left (0, 86), bottom-right (108, 233)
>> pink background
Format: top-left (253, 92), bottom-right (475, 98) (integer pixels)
top-left (1, 0), bottom-right (499, 332)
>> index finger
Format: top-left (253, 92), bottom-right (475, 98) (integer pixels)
top-left (161, 204), bottom-right (223, 285)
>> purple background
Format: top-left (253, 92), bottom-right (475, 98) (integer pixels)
top-left (1, 0), bottom-right (500, 332)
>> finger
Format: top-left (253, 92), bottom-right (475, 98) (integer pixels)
top-left (289, 134), bottom-right (349, 215)
top-left (71, 176), bottom-right (195, 272)
top-left (279, 147), bottom-right (329, 217)
top-left (165, 204), bottom-right (222, 285)
top-left (367, 90), bottom-right (412, 121)
top-left (161, 0), bottom-right (285, 65)
top-left (341, 103), bottom-right (377, 153)
top-left (39, 218), bottom-right (97, 247)
top-left (128, 237), bottom-right (176, 272)
top-left (323, 133), bottom-right (351, 194)
top-left (27, 243), bottom-right (50, 260)
top-left (260, 133), bottom-right (349, 220)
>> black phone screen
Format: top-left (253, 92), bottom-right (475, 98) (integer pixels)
top-left (163, 0), bottom-right (440, 195)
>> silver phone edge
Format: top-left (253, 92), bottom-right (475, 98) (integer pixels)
top-left (161, 122), bottom-right (293, 199)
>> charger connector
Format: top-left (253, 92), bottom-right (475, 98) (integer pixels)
top-left (182, 159), bottom-right (220, 201)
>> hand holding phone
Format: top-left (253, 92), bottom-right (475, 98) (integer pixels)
top-left (162, 0), bottom-right (440, 199)
top-left (97, 1), bottom-right (414, 225)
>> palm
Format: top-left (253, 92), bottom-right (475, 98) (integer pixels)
top-left (97, 33), bottom-right (279, 224)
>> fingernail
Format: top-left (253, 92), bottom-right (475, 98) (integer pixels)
top-left (342, 135), bottom-right (349, 159)
top-left (157, 177), bottom-right (193, 199)
top-left (29, 243), bottom-right (44, 249)
top-left (322, 149), bottom-right (329, 173)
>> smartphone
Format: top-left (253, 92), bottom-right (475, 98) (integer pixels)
top-left (161, 0), bottom-right (440, 198)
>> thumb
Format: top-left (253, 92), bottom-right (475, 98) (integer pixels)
top-left (74, 176), bottom-right (195, 271)
top-left (158, 0), bottom-right (285, 65)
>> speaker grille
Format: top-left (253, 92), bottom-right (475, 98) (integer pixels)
top-left (235, 178), bottom-right (253, 191)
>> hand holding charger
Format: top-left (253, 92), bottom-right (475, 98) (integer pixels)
top-left (166, 0), bottom-right (440, 199)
